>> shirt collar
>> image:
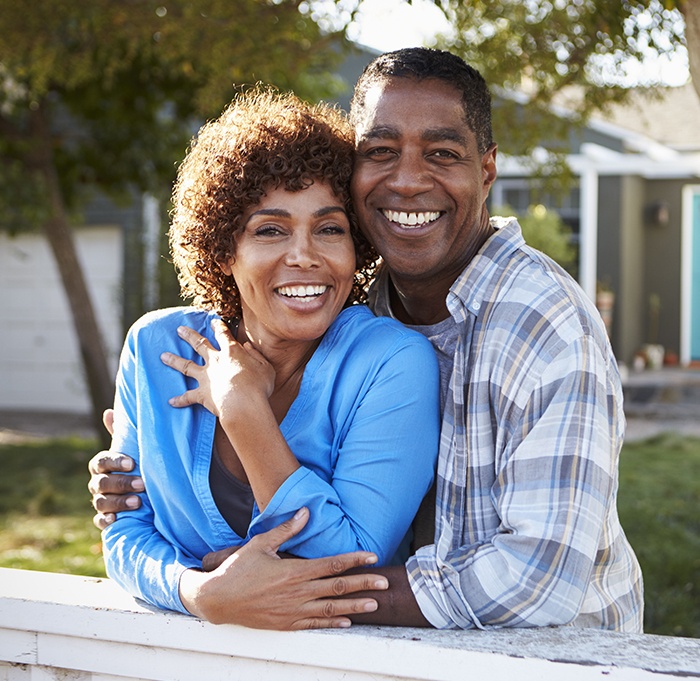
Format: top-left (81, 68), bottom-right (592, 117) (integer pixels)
top-left (446, 216), bottom-right (524, 322)
top-left (369, 216), bottom-right (524, 325)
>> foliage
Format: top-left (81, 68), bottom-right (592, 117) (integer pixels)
top-left (1, 432), bottom-right (699, 638)
top-left (0, 0), bottom-right (350, 229)
top-left (0, 1), bottom-right (353, 434)
top-left (495, 203), bottom-right (577, 274)
top-left (618, 433), bottom-right (700, 638)
top-left (425, 0), bottom-right (688, 170)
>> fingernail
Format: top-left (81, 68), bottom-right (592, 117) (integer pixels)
top-left (131, 478), bottom-right (145, 492)
top-left (293, 507), bottom-right (307, 520)
top-left (374, 579), bottom-right (389, 590)
top-left (364, 554), bottom-right (378, 565)
top-left (160, 352), bottom-right (171, 362)
top-left (125, 496), bottom-right (140, 509)
top-left (363, 601), bottom-right (378, 612)
top-left (119, 458), bottom-right (133, 471)
top-left (337, 620), bottom-right (351, 628)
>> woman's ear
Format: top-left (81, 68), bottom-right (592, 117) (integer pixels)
top-left (217, 256), bottom-right (235, 276)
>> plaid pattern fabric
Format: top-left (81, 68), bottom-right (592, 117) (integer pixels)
top-left (370, 217), bottom-right (644, 632)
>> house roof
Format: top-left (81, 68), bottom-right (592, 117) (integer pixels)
top-left (591, 83), bottom-right (700, 152)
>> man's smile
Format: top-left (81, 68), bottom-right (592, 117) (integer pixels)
top-left (381, 209), bottom-right (443, 229)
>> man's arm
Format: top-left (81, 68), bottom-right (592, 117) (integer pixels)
top-left (200, 545), bottom-right (431, 628)
top-left (344, 565), bottom-right (430, 627)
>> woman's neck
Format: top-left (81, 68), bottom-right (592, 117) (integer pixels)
top-left (236, 318), bottom-right (320, 416)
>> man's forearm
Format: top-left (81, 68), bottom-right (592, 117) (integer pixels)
top-left (348, 565), bottom-right (431, 627)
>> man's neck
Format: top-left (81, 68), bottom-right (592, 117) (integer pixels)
top-left (387, 219), bottom-right (496, 326)
top-left (388, 276), bottom-right (451, 326)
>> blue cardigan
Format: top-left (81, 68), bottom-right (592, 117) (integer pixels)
top-left (102, 305), bottom-right (440, 614)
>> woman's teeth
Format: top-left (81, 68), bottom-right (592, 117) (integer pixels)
top-left (277, 285), bottom-right (328, 298)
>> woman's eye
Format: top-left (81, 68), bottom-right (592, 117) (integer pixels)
top-left (320, 224), bottom-right (346, 235)
top-left (254, 225), bottom-right (283, 237)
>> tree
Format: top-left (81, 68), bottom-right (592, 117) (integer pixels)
top-left (0, 0), bottom-right (349, 443)
top-left (419, 0), bottom-right (691, 160)
top-left (496, 203), bottom-right (577, 274)
top-left (681, 0), bottom-right (700, 97)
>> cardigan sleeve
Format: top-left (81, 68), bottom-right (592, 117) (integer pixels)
top-left (101, 323), bottom-right (202, 615)
top-left (247, 333), bottom-right (440, 566)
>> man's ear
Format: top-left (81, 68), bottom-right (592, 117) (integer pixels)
top-left (482, 143), bottom-right (498, 197)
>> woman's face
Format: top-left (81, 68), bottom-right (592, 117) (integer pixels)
top-left (221, 182), bottom-right (356, 348)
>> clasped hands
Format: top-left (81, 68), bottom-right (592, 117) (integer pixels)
top-left (89, 321), bottom-right (388, 629)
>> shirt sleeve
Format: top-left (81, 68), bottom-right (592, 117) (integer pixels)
top-left (101, 326), bottom-right (201, 615)
top-left (246, 336), bottom-right (441, 566)
top-left (407, 334), bottom-right (622, 628)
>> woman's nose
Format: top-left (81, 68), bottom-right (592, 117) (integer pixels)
top-left (284, 232), bottom-right (321, 267)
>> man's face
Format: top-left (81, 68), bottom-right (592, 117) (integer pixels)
top-left (351, 77), bottom-right (497, 292)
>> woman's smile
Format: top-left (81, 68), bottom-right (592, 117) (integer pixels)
top-left (222, 182), bottom-right (356, 348)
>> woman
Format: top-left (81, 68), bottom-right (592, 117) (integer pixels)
top-left (102, 87), bottom-right (440, 623)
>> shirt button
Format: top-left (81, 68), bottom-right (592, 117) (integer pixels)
top-left (472, 301), bottom-right (481, 311)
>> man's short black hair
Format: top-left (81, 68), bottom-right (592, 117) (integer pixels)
top-left (350, 47), bottom-right (494, 154)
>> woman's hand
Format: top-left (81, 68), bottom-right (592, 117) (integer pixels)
top-left (161, 320), bottom-right (275, 421)
top-left (179, 507), bottom-right (389, 630)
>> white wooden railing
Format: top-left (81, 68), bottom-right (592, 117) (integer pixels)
top-left (1, 568), bottom-right (699, 680)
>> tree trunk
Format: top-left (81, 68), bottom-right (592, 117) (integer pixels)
top-left (31, 105), bottom-right (114, 447)
top-left (682, 0), bottom-right (700, 99)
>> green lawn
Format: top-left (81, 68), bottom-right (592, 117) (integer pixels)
top-left (1, 433), bottom-right (698, 637)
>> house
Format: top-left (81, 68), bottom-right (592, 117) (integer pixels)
top-left (2, 49), bottom-right (699, 417)
top-left (493, 82), bottom-right (700, 366)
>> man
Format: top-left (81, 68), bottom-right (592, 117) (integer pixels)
top-left (89, 47), bottom-right (643, 632)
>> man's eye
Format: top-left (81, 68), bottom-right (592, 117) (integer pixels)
top-left (431, 149), bottom-right (459, 160)
top-left (364, 146), bottom-right (395, 158)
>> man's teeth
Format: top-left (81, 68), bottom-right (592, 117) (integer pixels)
top-left (277, 285), bottom-right (328, 298)
top-left (383, 210), bottom-right (441, 227)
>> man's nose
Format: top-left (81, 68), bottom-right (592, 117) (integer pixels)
top-left (384, 151), bottom-right (433, 196)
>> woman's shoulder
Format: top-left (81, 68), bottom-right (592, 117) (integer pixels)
top-left (127, 307), bottom-right (217, 342)
top-left (328, 305), bottom-right (436, 358)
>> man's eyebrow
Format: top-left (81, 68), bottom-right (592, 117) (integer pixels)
top-left (357, 126), bottom-right (468, 146)
top-left (422, 128), bottom-right (469, 145)
top-left (356, 125), bottom-right (400, 142)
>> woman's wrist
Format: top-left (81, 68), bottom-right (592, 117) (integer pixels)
top-left (179, 568), bottom-right (215, 621)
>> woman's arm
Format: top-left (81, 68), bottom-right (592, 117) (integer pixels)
top-left (164, 318), bottom-right (441, 565)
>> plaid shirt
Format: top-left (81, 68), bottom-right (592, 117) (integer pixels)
top-left (370, 217), bottom-right (644, 632)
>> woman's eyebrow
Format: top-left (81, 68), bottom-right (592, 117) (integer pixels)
top-left (313, 205), bottom-right (346, 218)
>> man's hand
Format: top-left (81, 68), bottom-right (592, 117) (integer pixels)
top-left (180, 507), bottom-right (389, 630)
top-left (88, 451), bottom-right (144, 529)
top-left (88, 408), bottom-right (142, 530)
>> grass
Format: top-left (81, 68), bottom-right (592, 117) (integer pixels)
top-left (618, 433), bottom-right (700, 638)
top-left (0, 433), bottom-right (698, 637)
top-left (0, 437), bottom-right (105, 578)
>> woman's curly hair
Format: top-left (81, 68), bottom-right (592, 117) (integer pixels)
top-left (169, 86), bottom-right (378, 320)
